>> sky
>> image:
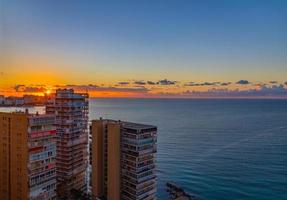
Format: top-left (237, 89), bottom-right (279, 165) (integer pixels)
top-left (1, 0), bottom-right (287, 98)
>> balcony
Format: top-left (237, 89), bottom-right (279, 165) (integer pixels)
top-left (137, 163), bottom-right (155, 173)
top-left (29, 130), bottom-right (57, 139)
top-left (138, 188), bottom-right (156, 200)
top-left (122, 137), bottom-right (155, 146)
top-left (138, 173), bottom-right (156, 184)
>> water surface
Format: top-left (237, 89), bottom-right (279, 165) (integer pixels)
top-left (2, 99), bottom-right (287, 200)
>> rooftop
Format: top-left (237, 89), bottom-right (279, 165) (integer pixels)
top-left (122, 121), bottom-right (157, 130)
top-left (0, 110), bottom-right (53, 118)
top-left (93, 118), bottom-right (157, 130)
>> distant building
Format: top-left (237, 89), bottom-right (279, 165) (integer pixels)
top-left (0, 95), bottom-right (4, 105)
top-left (4, 96), bottom-right (16, 106)
top-left (46, 89), bottom-right (89, 196)
top-left (23, 95), bottom-right (45, 105)
top-left (15, 97), bottom-right (24, 106)
top-left (0, 95), bottom-right (49, 107)
top-left (91, 119), bottom-right (157, 200)
top-left (3, 96), bottom-right (24, 106)
top-left (0, 111), bottom-right (57, 200)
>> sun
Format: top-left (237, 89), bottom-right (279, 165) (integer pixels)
top-left (46, 90), bottom-right (51, 95)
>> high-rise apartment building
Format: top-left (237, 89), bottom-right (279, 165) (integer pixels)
top-left (0, 111), bottom-right (57, 200)
top-left (91, 119), bottom-right (157, 200)
top-left (88, 123), bottom-right (93, 193)
top-left (46, 89), bottom-right (89, 195)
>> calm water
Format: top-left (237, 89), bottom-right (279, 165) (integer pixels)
top-left (1, 99), bottom-right (287, 200)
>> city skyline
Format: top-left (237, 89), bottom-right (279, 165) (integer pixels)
top-left (1, 0), bottom-right (287, 98)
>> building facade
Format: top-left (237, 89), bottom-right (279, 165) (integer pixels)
top-left (0, 95), bottom-right (4, 105)
top-left (46, 89), bottom-right (89, 196)
top-left (91, 119), bottom-right (157, 200)
top-left (0, 111), bottom-right (57, 200)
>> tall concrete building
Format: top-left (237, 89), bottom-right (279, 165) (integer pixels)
top-left (0, 111), bottom-right (57, 200)
top-left (91, 119), bottom-right (157, 200)
top-left (46, 89), bottom-right (89, 195)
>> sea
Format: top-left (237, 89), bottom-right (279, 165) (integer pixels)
top-left (1, 98), bottom-right (287, 200)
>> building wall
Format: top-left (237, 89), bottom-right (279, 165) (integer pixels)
top-left (0, 112), bottom-right (29, 200)
top-left (107, 123), bottom-right (121, 200)
top-left (0, 113), bottom-right (9, 199)
top-left (91, 120), bottom-right (104, 199)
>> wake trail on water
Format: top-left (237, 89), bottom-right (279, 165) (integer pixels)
top-left (194, 126), bottom-right (287, 163)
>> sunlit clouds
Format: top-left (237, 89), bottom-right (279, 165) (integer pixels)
top-left (3, 80), bottom-right (287, 98)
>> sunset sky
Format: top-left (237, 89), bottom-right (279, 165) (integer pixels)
top-left (1, 0), bottom-right (287, 98)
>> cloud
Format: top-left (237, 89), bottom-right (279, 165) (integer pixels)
top-left (201, 82), bottom-right (219, 86)
top-left (24, 87), bottom-right (46, 93)
top-left (134, 81), bottom-right (146, 85)
top-left (197, 82), bottom-right (214, 86)
top-left (184, 82), bottom-right (197, 86)
top-left (14, 85), bottom-right (26, 92)
top-left (0, 72), bottom-right (4, 76)
top-left (254, 83), bottom-right (267, 87)
top-left (63, 84), bottom-right (99, 91)
top-left (184, 82), bottom-right (222, 87)
top-left (14, 85), bottom-right (46, 93)
top-left (58, 84), bottom-right (150, 93)
top-left (260, 84), bottom-right (287, 94)
top-left (181, 85), bottom-right (287, 98)
top-left (157, 79), bottom-right (177, 85)
top-left (12, 83), bottom-right (150, 96)
top-left (147, 81), bottom-right (156, 85)
top-left (236, 80), bottom-right (250, 85)
top-left (118, 81), bottom-right (130, 85)
top-left (9, 80), bottom-right (285, 98)
top-left (221, 82), bottom-right (232, 86)
top-left (270, 81), bottom-right (278, 84)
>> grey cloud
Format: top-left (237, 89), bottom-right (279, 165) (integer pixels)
top-left (254, 83), bottom-right (267, 87)
top-left (201, 82), bottom-right (218, 86)
top-left (157, 79), bottom-right (177, 85)
top-left (62, 84), bottom-right (99, 91)
top-left (147, 81), bottom-right (156, 85)
top-left (184, 82), bottom-right (201, 87)
top-left (134, 81), bottom-right (146, 85)
top-left (184, 82), bottom-right (196, 86)
top-left (221, 82), bottom-right (232, 86)
top-left (181, 85), bottom-right (287, 97)
top-left (236, 80), bottom-right (250, 85)
top-left (24, 87), bottom-right (46, 93)
top-left (260, 84), bottom-right (286, 94)
top-left (184, 82), bottom-right (221, 87)
top-left (118, 82), bottom-right (130, 85)
top-left (14, 85), bottom-right (46, 93)
top-left (14, 85), bottom-right (26, 92)
top-left (58, 84), bottom-right (149, 93)
top-left (270, 81), bottom-right (278, 84)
